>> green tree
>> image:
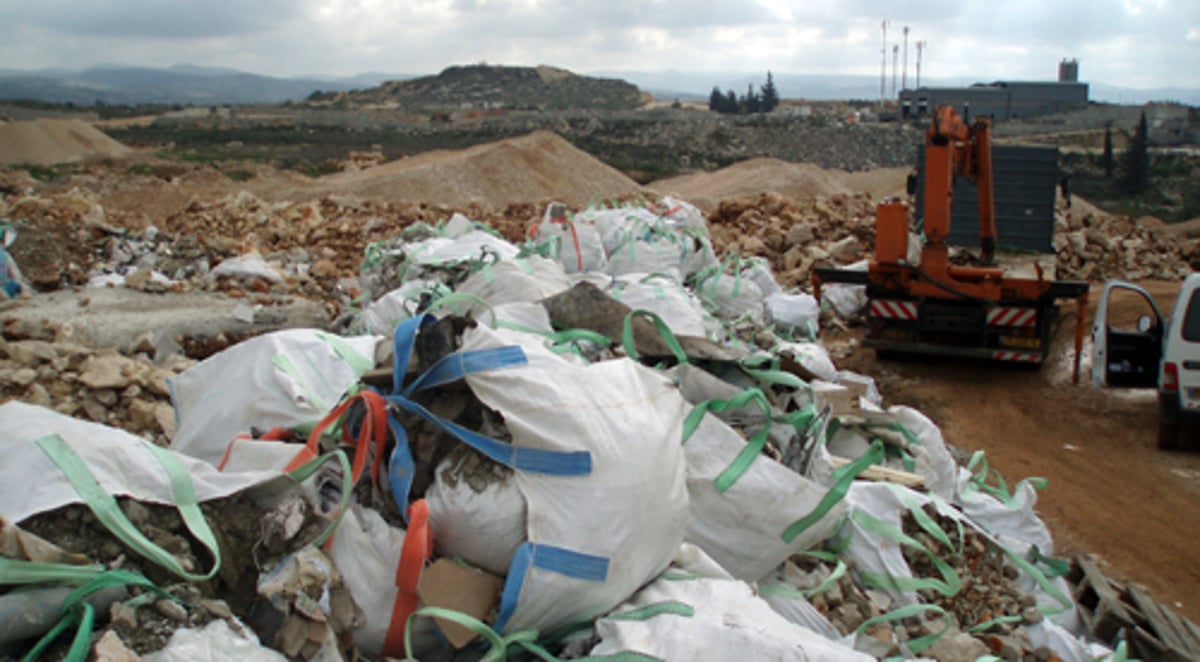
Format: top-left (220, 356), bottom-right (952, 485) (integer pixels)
top-left (708, 86), bottom-right (724, 112)
top-left (1122, 112), bottom-right (1149, 194)
top-left (741, 83), bottom-right (760, 114)
top-left (724, 89), bottom-right (738, 114)
top-left (1101, 123), bottom-right (1114, 178)
top-left (760, 71), bottom-right (780, 112)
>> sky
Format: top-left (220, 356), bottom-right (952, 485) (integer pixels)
top-left (1, 0), bottom-right (1197, 92)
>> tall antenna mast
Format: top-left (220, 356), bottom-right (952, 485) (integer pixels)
top-left (916, 40), bottom-right (926, 88)
top-left (880, 20), bottom-right (889, 102)
top-left (902, 26), bottom-right (909, 91)
top-left (892, 44), bottom-right (899, 96)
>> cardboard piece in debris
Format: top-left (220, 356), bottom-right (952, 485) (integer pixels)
top-left (417, 558), bottom-right (505, 648)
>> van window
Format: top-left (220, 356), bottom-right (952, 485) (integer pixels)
top-left (1183, 289), bottom-right (1200, 341)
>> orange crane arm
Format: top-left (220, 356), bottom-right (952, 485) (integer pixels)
top-left (924, 106), bottom-right (997, 264)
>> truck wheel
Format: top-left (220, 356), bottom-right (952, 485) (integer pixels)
top-left (1157, 417), bottom-right (1181, 450)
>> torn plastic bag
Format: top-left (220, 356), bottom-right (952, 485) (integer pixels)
top-left (453, 320), bottom-right (689, 633)
top-left (588, 569), bottom-right (872, 661)
top-left (360, 279), bottom-right (449, 335)
top-left (837, 482), bottom-right (1078, 633)
top-left (806, 407), bottom-right (958, 501)
top-left (142, 620), bottom-right (287, 662)
top-left (823, 259), bottom-right (869, 318)
top-left (765, 291), bottom-right (820, 339)
top-left (680, 409), bottom-right (853, 581)
top-left (206, 251), bottom-right (285, 283)
top-left (532, 203), bottom-right (608, 273)
top-left (773, 341), bottom-right (839, 382)
top-left (168, 329), bottom-right (380, 467)
top-left (757, 562), bottom-right (844, 641)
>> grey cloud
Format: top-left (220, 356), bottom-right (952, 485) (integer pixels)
top-left (11, 0), bottom-right (305, 39)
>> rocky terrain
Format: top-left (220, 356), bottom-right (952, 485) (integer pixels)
top-left (313, 64), bottom-right (645, 112)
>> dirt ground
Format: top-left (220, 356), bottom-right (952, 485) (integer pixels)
top-left (836, 280), bottom-right (1200, 623)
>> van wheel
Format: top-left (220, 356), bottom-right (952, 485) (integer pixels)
top-left (1158, 418), bottom-right (1181, 450)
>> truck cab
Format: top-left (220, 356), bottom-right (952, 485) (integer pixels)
top-left (1091, 274), bottom-right (1200, 448)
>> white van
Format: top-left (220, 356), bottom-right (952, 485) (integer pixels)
top-left (1091, 274), bottom-right (1200, 449)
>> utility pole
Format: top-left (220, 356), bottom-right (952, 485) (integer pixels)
top-left (892, 44), bottom-right (899, 96)
top-left (880, 20), bottom-right (889, 104)
top-left (916, 40), bottom-right (925, 88)
top-left (902, 26), bottom-right (909, 91)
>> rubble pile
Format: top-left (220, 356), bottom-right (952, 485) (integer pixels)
top-left (1054, 211), bottom-right (1198, 281)
top-left (0, 192), bottom-right (1149, 662)
top-left (0, 339), bottom-right (190, 444)
top-left (705, 192), bottom-right (877, 289)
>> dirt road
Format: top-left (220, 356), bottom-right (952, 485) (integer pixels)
top-left (839, 280), bottom-right (1200, 623)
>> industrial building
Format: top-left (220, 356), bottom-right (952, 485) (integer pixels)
top-left (900, 59), bottom-right (1088, 121)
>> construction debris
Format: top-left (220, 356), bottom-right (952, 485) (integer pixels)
top-left (2, 139), bottom-right (1195, 661)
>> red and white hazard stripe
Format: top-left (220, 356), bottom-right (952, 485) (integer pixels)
top-left (870, 300), bottom-right (919, 320)
top-left (987, 307), bottom-right (1037, 328)
top-left (993, 351), bottom-right (1041, 363)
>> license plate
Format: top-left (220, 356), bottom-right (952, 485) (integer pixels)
top-left (1000, 336), bottom-right (1040, 349)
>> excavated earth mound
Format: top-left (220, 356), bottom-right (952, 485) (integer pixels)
top-left (0, 118), bottom-right (132, 166)
top-left (650, 159), bottom-right (909, 212)
top-left (314, 130), bottom-right (646, 207)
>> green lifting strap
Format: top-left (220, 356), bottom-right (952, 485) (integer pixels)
top-left (36, 435), bottom-right (222, 583)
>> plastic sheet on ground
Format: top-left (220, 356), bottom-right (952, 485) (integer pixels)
top-left (206, 251), bottom-right (285, 283)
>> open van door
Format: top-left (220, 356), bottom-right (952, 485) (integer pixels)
top-left (1091, 280), bottom-right (1164, 388)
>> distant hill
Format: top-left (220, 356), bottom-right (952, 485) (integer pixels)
top-left (323, 64), bottom-right (645, 111)
top-left (0, 66), bottom-right (414, 105)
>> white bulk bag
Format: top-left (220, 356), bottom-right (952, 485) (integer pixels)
top-left (696, 269), bottom-right (765, 324)
top-left (581, 207), bottom-right (663, 256)
top-left (0, 402), bottom-right (283, 525)
top-left (533, 208), bottom-right (608, 273)
top-left (454, 256), bottom-right (572, 316)
top-left (610, 274), bottom-right (715, 339)
top-left (774, 341), bottom-right (839, 382)
top-left (168, 329), bottom-right (380, 466)
top-left (589, 573), bottom-right (872, 661)
top-left (746, 258), bottom-right (785, 298)
top-left (425, 453), bottom-right (527, 576)
top-left (765, 292), bottom-right (820, 337)
top-left (823, 260), bottom-right (869, 318)
top-left (606, 237), bottom-right (684, 277)
top-left (326, 505), bottom-right (438, 658)
top-left (682, 413), bottom-right (846, 581)
top-left (361, 279), bottom-right (447, 335)
top-left (458, 323), bottom-right (689, 634)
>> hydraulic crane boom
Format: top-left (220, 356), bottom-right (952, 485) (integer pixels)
top-left (924, 106), bottom-right (997, 265)
top-left (814, 105), bottom-right (1090, 380)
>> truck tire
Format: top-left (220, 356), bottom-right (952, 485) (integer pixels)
top-left (1157, 417), bottom-right (1181, 450)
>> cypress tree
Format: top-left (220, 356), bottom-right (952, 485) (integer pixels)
top-left (1122, 112), bottom-right (1149, 194)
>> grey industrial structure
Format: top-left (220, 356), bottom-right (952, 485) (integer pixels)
top-left (900, 59), bottom-right (1088, 121)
